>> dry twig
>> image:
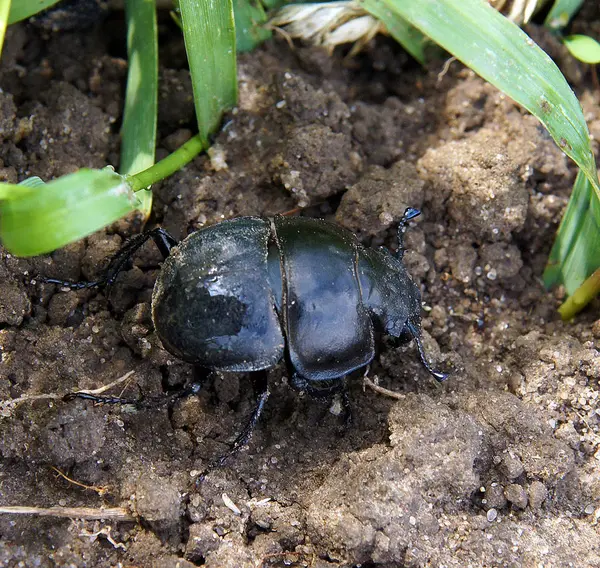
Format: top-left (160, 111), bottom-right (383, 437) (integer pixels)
top-left (0, 506), bottom-right (135, 521)
top-left (363, 375), bottom-right (406, 400)
top-left (70, 370), bottom-right (135, 397)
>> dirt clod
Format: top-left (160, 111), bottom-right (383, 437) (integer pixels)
top-left (418, 128), bottom-right (529, 239)
top-left (134, 475), bottom-right (182, 536)
top-left (0, 264), bottom-right (30, 326)
top-left (335, 160), bottom-right (425, 236)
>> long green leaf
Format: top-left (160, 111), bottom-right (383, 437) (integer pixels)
top-left (121, 0), bottom-right (158, 219)
top-left (179, 0), bottom-right (237, 147)
top-left (544, 171), bottom-right (600, 293)
top-left (355, 1), bottom-right (427, 64)
top-left (0, 169), bottom-right (139, 257)
top-left (544, 0), bottom-right (585, 32)
top-left (8, 0), bottom-right (61, 24)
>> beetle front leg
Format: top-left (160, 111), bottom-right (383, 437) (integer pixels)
top-left (42, 227), bottom-right (178, 290)
top-left (396, 207), bottom-right (421, 260)
top-left (405, 319), bottom-right (448, 382)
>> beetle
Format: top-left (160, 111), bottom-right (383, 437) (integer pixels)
top-left (47, 208), bottom-right (447, 471)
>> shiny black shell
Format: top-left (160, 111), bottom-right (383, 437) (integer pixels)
top-left (151, 216), bottom-right (422, 380)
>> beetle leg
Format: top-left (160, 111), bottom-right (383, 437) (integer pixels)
top-left (405, 320), bottom-right (448, 382)
top-left (63, 391), bottom-right (143, 405)
top-left (41, 227), bottom-right (178, 290)
top-left (290, 374), bottom-right (353, 424)
top-left (198, 371), bottom-right (270, 482)
top-left (290, 374), bottom-right (346, 399)
top-left (396, 207), bottom-right (421, 260)
top-left (64, 368), bottom-right (207, 408)
top-left (63, 379), bottom-right (203, 408)
top-left (341, 382), bottom-right (352, 426)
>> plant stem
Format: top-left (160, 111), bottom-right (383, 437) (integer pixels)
top-left (558, 267), bottom-right (600, 320)
top-left (127, 133), bottom-right (206, 192)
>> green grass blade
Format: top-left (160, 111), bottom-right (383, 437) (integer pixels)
top-left (121, 0), bottom-right (158, 176)
top-left (179, 0), bottom-right (237, 147)
top-left (363, 0), bottom-right (599, 193)
top-left (558, 268), bottom-right (600, 320)
top-left (127, 133), bottom-right (206, 191)
top-left (120, 0), bottom-right (158, 219)
top-left (544, 170), bottom-right (600, 292)
top-left (0, 0), bottom-right (10, 59)
top-left (359, 2), bottom-right (427, 64)
top-left (8, 0), bottom-right (61, 24)
top-left (233, 0), bottom-right (272, 52)
top-left (0, 169), bottom-right (139, 257)
top-left (544, 0), bottom-right (585, 32)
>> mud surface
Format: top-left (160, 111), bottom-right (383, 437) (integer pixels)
top-left (1, 8), bottom-right (599, 568)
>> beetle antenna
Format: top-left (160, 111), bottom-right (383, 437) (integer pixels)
top-left (405, 320), bottom-right (448, 382)
top-left (396, 207), bottom-right (420, 260)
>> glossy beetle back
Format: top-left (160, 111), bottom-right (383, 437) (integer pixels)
top-left (152, 217), bottom-right (285, 371)
top-left (273, 216), bottom-right (375, 381)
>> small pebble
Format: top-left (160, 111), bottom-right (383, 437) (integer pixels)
top-left (486, 508), bottom-right (498, 522)
top-left (584, 504), bottom-right (595, 515)
top-left (222, 493), bottom-right (241, 516)
top-left (528, 481), bottom-right (548, 510)
top-left (504, 483), bottom-right (528, 509)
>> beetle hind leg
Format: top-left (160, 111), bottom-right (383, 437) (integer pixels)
top-left (405, 320), bottom-right (448, 383)
top-left (41, 227), bottom-right (178, 290)
top-left (198, 370), bottom-right (270, 483)
top-left (63, 377), bottom-right (204, 408)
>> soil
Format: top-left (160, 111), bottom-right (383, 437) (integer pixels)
top-left (1, 6), bottom-right (599, 568)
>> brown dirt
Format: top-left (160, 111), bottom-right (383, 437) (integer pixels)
top-left (1, 9), bottom-right (599, 568)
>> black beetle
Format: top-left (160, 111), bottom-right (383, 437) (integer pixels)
top-left (48, 208), bottom-right (447, 470)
